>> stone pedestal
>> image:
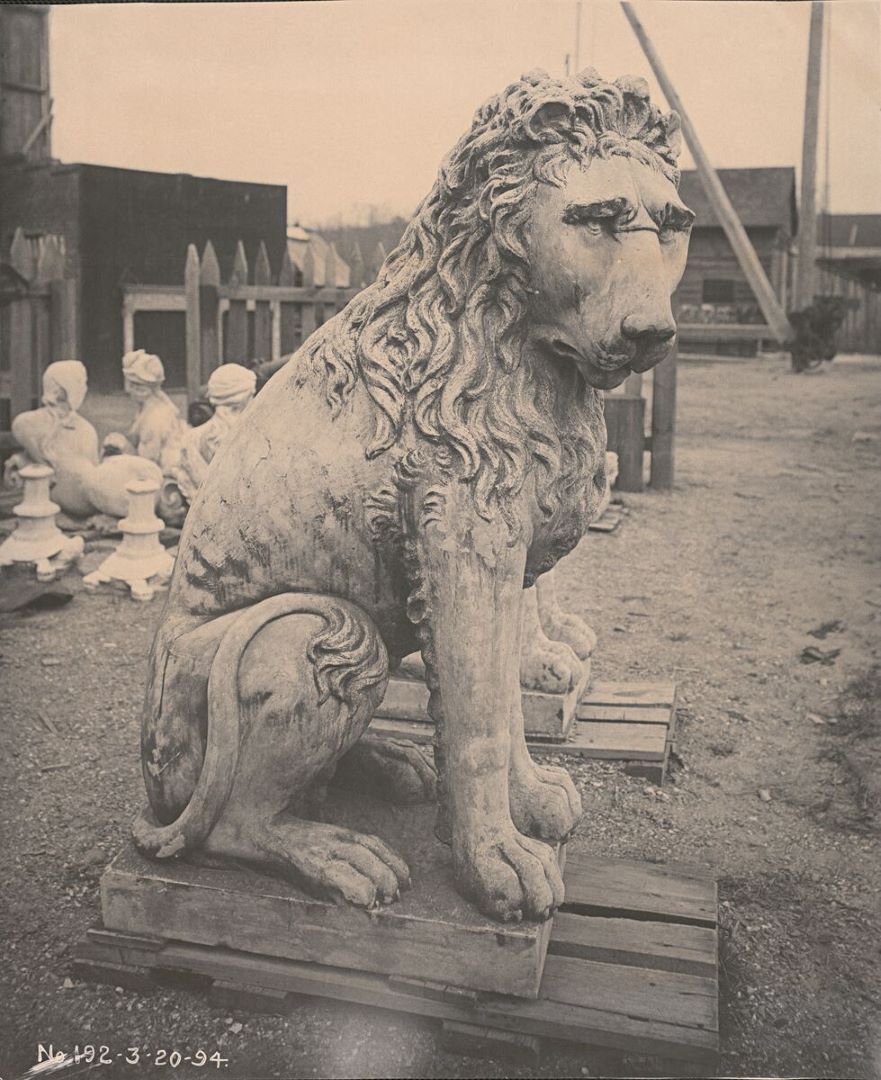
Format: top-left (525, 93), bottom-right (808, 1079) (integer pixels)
top-left (0, 464), bottom-right (84, 580)
top-left (82, 478), bottom-right (174, 601)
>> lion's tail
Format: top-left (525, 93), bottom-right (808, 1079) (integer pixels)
top-left (132, 592), bottom-right (388, 859)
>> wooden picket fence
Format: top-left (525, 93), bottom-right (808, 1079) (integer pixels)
top-left (182, 238), bottom-right (382, 400)
top-left (1, 227), bottom-right (76, 449)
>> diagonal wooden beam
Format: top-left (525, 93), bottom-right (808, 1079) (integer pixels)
top-left (621, 2), bottom-right (794, 345)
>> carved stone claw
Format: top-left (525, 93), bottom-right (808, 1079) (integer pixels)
top-left (456, 826), bottom-right (564, 923)
top-left (509, 760), bottom-right (583, 844)
top-left (205, 817), bottom-right (411, 909)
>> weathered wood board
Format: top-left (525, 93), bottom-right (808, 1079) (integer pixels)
top-left (99, 797), bottom-right (554, 1000)
top-left (376, 660), bottom-right (589, 738)
top-left (74, 852), bottom-right (719, 1066)
top-left (373, 678), bottom-right (679, 785)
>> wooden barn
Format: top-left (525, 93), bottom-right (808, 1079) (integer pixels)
top-left (675, 167), bottom-right (797, 351)
top-left (0, 5), bottom-right (288, 421)
top-left (1, 162), bottom-right (288, 393)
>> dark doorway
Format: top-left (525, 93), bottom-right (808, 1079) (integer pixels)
top-left (132, 311), bottom-right (186, 388)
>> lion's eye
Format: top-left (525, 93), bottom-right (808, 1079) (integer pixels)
top-left (562, 198), bottom-right (635, 231)
top-left (658, 204), bottom-right (695, 241)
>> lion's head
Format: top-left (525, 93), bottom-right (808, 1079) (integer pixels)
top-left (308, 68), bottom-right (690, 524)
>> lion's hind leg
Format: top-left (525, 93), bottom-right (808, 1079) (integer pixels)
top-left (198, 594), bottom-right (410, 906)
top-left (333, 734), bottom-right (437, 805)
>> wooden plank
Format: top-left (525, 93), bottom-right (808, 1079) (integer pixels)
top-left (184, 244), bottom-right (201, 402)
top-left (678, 323), bottom-right (773, 341)
top-left (550, 912), bottom-right (717, 977)
top-left (199, 242), bottom-right (221, 382)
top-left (225, 242), bottom-right (249, 363)
top-left (375, 678), bottom-right (430, 722)
top-left (561, 858), bottom-right (717, 925)
top-left (301, 247), bottom-right (317, 343)
top-left (649, 343), bottom-right (676, 491)
top-left (375, 673), bottom-right (583, 739)
top-left (368, 717), bottom-right (433, 744)
top-left (9, 299), bottom-right (34, 415)
top-left (524, 955), bottom-right (716, 1032)
top-left (440, 1021), bottom-right (540, 1066)
top-left (587, 681), bottom-right (676, 706)
top-left (100, 838), bottom-right (553, 999)
top-left (77, 849), bottom-right (719, 1064)
top-left (252, 242), bottom-right (273, 364)
top-left (79, 930), bottom-right (718, 1063)
top-left (604, 395), bottom-right (644, 492)
top-left (576, 705), bottom-right (671, 724)
top-left (9, 226), bottom-right (35, 281)
top-left (548, 721), bottom-right (667, 760)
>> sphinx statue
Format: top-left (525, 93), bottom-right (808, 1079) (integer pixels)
top-left (104, 350), bottom-right (188, 475)
top-left (161, 364), bottom-right (258, 523)
top-left (4, 360), bottom-right (162, 520)
top-left (133, 69), bottom-right (690, 923)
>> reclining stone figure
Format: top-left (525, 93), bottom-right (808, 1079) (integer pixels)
top-left (134, 68), bottom-right (691, 924)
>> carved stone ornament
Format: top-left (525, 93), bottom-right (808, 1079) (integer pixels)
top-left (3, 359), bottom-right (162, 520)
top-left (82, 477), bottom-right (174, 601)
top-left (0, 464), bottom-right (84, 580)
top-left (133, 68), bottom-right (691, 923)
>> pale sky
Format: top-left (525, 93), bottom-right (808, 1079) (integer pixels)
top-left (50, 1), bottom-right (881, 226)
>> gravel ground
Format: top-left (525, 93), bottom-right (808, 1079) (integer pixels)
top-left (1, 354), bottom-right (879, 1079)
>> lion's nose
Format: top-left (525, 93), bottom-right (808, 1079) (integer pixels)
top-left (621, 315), bottom-right (677, 345)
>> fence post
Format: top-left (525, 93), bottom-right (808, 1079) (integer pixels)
top-left (278, 246), bottom-right (298, 356)
top-left (49, 279), bottom-right (76, 359)
top-left (9, 227), bottom-right (35, 282)
top-left (606, 396), bottom-right (645, 492)
top-left (649, 342), bottom-right (677, 491)
top-left (301, 244), bottom-right (317, 343)
top-left (199, 241), bottom-right (221, 385)
top-left (184, 244), bottom-right (201, 402)
top-left (371, 242), bottom-right (387, 281)
top-left (9, 299), bottom-right (34, 415)
top-left (225, 240), bottom-right (249, 363)
top-left (349, 241), bottom-right (365, 288)
top-left (253, 241), bottom-right (272, 364)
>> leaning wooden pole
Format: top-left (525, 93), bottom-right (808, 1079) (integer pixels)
top-left (620, 2), bottom-right (794, 346)
top-left (794, 1), bottom-right (825, 312)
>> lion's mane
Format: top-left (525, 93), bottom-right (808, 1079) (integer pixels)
top-left (304, 68), bottom-right (682, 526)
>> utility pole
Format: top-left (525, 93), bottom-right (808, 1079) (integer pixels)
top-left (795, 2), bottom-right (825, 312)
top-left (620, 1), bottom-right (794, 345)
top-left (574, 1), bottom-right (583, 71)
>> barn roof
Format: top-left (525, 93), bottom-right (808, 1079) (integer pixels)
top-left (679, 167), bottom-right (798, 236)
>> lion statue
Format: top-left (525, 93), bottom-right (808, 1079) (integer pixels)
top-left (134, 68), bottom-right (692, 924)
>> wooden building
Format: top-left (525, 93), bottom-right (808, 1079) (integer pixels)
top-left (676, 167), bottom-right (797, 339)
top-left (1, 163), bottom-right (287, 392)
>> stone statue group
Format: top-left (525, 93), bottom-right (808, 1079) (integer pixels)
top-left (3, 351), bottom-right (258, 525)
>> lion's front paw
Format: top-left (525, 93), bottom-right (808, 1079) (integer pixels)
top-left (509, 761), bottom-right (582, 843)
top-left (542, 611), bottom-right (598, 661)
top-left (520, 636), bottom-right (582, 694)
top-left (455, 826), bottom-right (564, 923)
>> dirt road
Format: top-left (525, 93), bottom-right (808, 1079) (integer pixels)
top-left (1, 354), bottom-right (879, 1079)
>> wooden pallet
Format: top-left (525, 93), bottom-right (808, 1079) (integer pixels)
top-left (374, 679), bottom-right (678, 786)
top-left (527, 679), bottom-right (678, 786)
top-left (375, 662), bottom-right (589, 739)
top-left (587, 506), bottom-right (623, 533)
top-left (73, 852), bottom-right (718, 1067)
